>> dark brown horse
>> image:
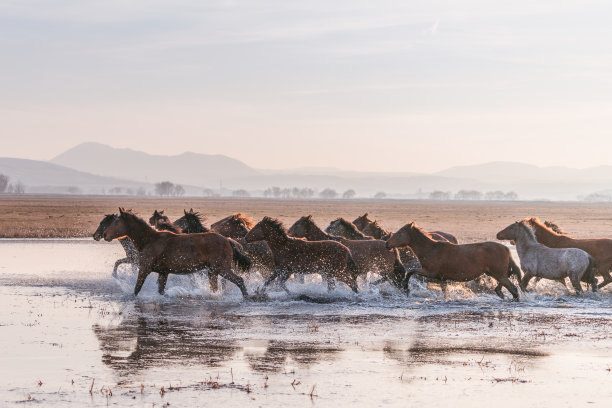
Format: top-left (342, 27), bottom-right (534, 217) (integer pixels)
top-left (102, 208), bottom-right (249, 297)
top-left (386, 222), bottom-right (521, 300)
top-left (208, 213), bottom-right (274, 273)
top-left (527, 217), bottom-right (612, 288)
top-left (288, 215), bottom-right (407, 291)
top-left (326, 218), bottom-right (373, 240)
top-left (211, 213), bottom-right (255, 239)
top-left (246, 217), bottom-right (360, 293)
top-left (93, 214), bottom-right (139, 277)
top-left (354, 213), bottom-right (458, 243)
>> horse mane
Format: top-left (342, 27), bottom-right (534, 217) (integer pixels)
top-left (261, 216), bottom-right (289, 239)
top-left (330, 218), bottom-right (367, 237)
top-left (517, 220), bottom-right (537, 241)
top-left (528, 217), bottom-right (566, 237)
top-left (157, 221), bottom-right (181, 233)
top-left (409, 223), bottom-right (436, 241)
top-left (544, 220), bottom-right (565, 234)
top-left (369, 220), bottom-right (388, 232)
top-left (232, 213), bottom-right (255, 228)
top-left (120, 209), bottom-right (156, 232)
top-left (182, 211), bottom-right (210, 232)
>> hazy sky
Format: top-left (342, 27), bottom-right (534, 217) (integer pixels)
top-left (1, 0), bottom-right (611, 173)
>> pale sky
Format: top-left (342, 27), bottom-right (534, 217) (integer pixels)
top-left (1, 0), bottom-right (611, 173)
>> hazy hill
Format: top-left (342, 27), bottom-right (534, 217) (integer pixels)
top-left (0, 157), bottom-right (150, 194)
top-left (51, 142), bottom-right (260, 187)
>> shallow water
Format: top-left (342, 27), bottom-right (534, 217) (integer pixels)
top-left (1, 240), bottom-right (612, 407)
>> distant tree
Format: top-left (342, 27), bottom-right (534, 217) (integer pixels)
top-left (272, 186), bottom-right (282, 198)
top-left (232, 189), bottom-right (250, 197)
top-left (281, 188), bottom-right (292, 199)
top-left (0, 174), bottom-right (9, 193)
top-left (374, 191), bottom-right (387, 199)
top-left (319, 188), bottom-right (338, 199)
top-left (454, 190), bottom-right (482, 200)
top-left (263, 188), bottom-right (273, 198)
top-left (67, 186), bottom-right (82, 194)
top-left (202, 188), bottom-right (215, 197)
top-left (109, 186), bottom-right (123, 195)
top-left (136, 187), bottom-right (147, 196)
top-left (429, 190), bottom-right (450, 200)
top-left (155, 181), bottom-right (175, 196)
top-left (125, 188), bottom-right (135, 196)
top-left (301, 188), bottom-right (315, 199)
top-left (484, 190), bottom-right (505, 200)
top-left (504, 191), bottom-right (518, 200)
top-left (172, 184), bottom-right (185, 197)
top-left (342, 189), bottom-right (356, 199)
top-left (584, 193), bottom-right (611, 202)
top-left (15, 181), bottom-right (26, 194)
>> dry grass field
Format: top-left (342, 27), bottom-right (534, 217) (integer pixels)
top-left (1, 194), bottom-right (612, 241)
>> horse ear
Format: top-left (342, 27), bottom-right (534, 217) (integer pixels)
top-left (184, 209), bottom-right (188, 215)
top-left (190, 208), bottom-right (194, 213)
top-left (160, 210), bottom-right (164, 215)
top-left (118, 207), bottom-right (124, 214)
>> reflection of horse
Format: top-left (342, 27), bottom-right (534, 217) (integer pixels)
top-left (245, 340), bottom-right (341, 373)
top-left (100, 208), bottom-right (249, 297)
top-left (246, 217), bottom-right (360, 293)
top-left (288, 215), bottom-right (407, 291)
top-left (93, 214), bottom-right (139, 277)
top-left (387, 222), bottom-right (521, 300)
top-left (527, 217), bottom-right (612, 289)
top-left (497, 221), bottom-right (595, 293)
top-left (92, 311), bottom-right (239, 374)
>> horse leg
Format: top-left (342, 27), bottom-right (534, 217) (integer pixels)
top-left (218, 269), bottom-right (249, 298)
top-left (439, 280), bottom-right (448, 297)
top-left (495, 276), bottom-right (519, 301)
top-left (157, 273), bottom-right (169, 295)
top-left (263, 268), bottom-right (284, 289)
top-left (134, 267), bottom-right (152, 296)
top-left (519, 273), bottom-right (533, 292)
top-left (597, 270), bottom-right (612, 289)
top-left (112, 257), bottom-right (129, 277)
top-left (569, 275), bottom-right (583, 294)
top-left (208, 271), bottom-right (219, 292)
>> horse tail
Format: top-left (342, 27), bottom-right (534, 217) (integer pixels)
top-left (229, 239), bottom-right (252, 272)
top-left (392, 249), bottom-right (407, 289)
top-left (507, 252), bottom-right (522, 281)
top-left (585, 255), bottom-right (596, 292)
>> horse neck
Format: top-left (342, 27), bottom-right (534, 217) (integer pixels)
top-left (306, 223), bottom-right (330, 241)
top-left (513, 226), bottom-right (539, 253)
top-left (407, 229), bottom-right (437, 254)
top-left (123, 218), bottom-right (158, 251)
top-left (261, 227), bottom-right (291, 250)
top-left (533, 224), bottom-right (571, 246)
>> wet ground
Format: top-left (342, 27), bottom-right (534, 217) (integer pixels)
top-left (1, 239), bottom-right (612, 407)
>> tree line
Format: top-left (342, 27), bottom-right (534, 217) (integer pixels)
top-left (0, 174), bottom-right (25, 194)
top-left (429, 190), bottom-right (518, 201)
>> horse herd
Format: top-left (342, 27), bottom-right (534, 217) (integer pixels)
top-left (93, 208), bottom-right (612, 301)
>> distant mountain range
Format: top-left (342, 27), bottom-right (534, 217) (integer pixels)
top-left (0, 142), bottom-right (611, 200)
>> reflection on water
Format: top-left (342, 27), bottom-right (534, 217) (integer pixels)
top-left (245, 340), bottom-right (341, 373)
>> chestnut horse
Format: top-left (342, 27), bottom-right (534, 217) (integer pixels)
top-left (101, 208), bottom-right (249, 297)
top-left (288, 215), bottom-right (407, 291)
top-left (246, 217), bottom-right (360, 293)
top-left (527, 217), bottom-right (612, 289)
top-left (93, 214), bottom-right (139, 277)
top-left (386, 222), bottom-right (521, 300)
top-left (208, 213), bottom-right (275, 273)
top-left (497, 221), bottom-right (596, 293)
top-left (354, 213), bottom-right (459, 243)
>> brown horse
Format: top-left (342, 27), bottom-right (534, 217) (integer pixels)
top-left (102, 208), bottom-right (249, 297)
top-left (149, 209), bottom-right (189, 233)
top-left (93, 214), bottom-right (139, 277)
top-left (354, 213), bottom-right (458, 243)
top-left (326, 218), bottom-right (373, 240)
top-left (246, 217), bottom-right (360, 293)
top-left (386, 222), bottom-right (521, 300)
top-left (211, 213), bottom-right (255, 239)
top-left (288, 215), bottom-right (407, 291)
top-left (527, 217), bottom-right (612, 288)
top-left (208, 213), bottom-right (274, 273)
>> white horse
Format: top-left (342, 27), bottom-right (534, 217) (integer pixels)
top-left (496, 221), bottom-right (596, 293)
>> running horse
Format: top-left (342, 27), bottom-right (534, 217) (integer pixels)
top-left (497, 221), bottom-right (595, 293)
top-left (93, 214), bottom-right (138, 277)
top-left (288, 215), bottom-right (407, 292)
top-left (246, 217), bottom-right (360, 293)
top-left (386, 222), bottom-right (521, 300)
top-left (101, 208), bottom-right (249, 297)
top-left (527, 217), bottom-right (612, 289)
